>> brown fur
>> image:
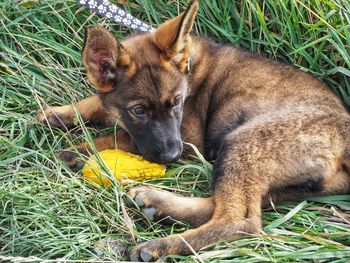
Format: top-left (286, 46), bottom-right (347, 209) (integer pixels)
top-left (36, 95), bottom-right (109, 128)
top-left (37, 0), bottom-right (350, 261)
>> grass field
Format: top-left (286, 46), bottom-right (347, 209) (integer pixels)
top-left (1, 0), bottom-right (350, 262)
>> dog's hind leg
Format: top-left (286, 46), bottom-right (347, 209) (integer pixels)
top-left (263, 140), bottom-right (350, 207)
top-left (36, 95), bottom-right (109, 129)
top-left (263, 168), bottom-right (350, 207)
top-left (128, 186), bottom-right (214, 227)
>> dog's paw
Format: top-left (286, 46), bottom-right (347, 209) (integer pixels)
top-left (36, 105), bottom-right (72, 128)
top-left (57, 150), bottom-right (85, 171)
top-left (128, 186), bottom-right (171, 221)
top-left (129, 241), bottom-right (162, 262)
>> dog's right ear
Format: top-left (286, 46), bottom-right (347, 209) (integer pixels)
top-left (82, 27), bottom-right (133, 92)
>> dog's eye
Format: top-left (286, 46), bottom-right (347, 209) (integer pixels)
top-left (131, 106), bottom-right (146, 117)
top-left (173, 97), bottom-right (182, 108)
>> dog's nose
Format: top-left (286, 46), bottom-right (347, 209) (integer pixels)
top-left (159, 150), bottom-right (181, 163)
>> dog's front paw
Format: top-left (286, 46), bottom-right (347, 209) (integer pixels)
top-left (36, 105), bottom-right (73, 129)
top-left (58, 150), bottom-right (85, 171)
top-left (128, 186), bottom-right (169, 221)
top-left (130, 241), bottom-right (164, 262)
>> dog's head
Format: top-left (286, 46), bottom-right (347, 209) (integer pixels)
top-left (81, 1), bottom-right (199, 163)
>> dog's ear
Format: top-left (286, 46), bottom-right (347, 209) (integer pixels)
top-left (153, 0), bottom-right (199, 71)
top-left (82, 27), bottom-right (133, 92)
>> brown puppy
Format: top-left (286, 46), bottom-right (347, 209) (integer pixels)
top-left (37, 0), bottom-right (350, 261)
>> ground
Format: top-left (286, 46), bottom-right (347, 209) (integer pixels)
top-left (1, 0), bottom-right (350, 262)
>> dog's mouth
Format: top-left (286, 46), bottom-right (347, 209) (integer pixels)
top-left (132, 143), bottom-right (157, 163)
top-left (133, 142), bottom-right (182, 164)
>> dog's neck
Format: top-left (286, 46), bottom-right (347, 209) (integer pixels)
top-left (187, 36), bottom-right (226, 95)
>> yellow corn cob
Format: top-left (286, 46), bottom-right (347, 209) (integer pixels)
top-left (82, 149), bottom-right (166, 185)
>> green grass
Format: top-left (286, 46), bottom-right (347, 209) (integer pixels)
top-left (1, 0), bottom-right (350, 262)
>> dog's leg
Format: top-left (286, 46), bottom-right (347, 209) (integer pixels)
top-left (58, 129), bottom-right (136, 170)
top-left (129, 181), bottom-right (263, 262)
top-left (129, 116), bottom-right (350, 261)
top-left (128, 186), bottom-right (214, 227)
top-left (129, 143), bottom-right (266, 261)
top-left (263, 168), bottom-right (350, 207)
top-left (129, 157), bottom-right (347, 261)
top-left (36, 95), bottom-right (109, 128)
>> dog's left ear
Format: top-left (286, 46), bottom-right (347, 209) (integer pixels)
top-left (153, 0), bottom-right (199, 71)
